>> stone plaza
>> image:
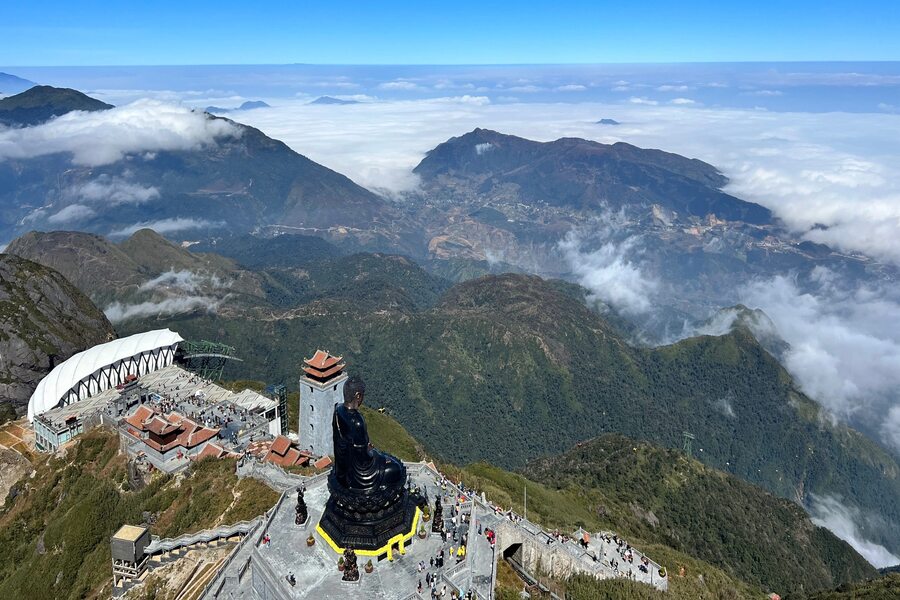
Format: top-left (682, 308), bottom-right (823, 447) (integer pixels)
top-left (190, 459), bottom-right (667, 599)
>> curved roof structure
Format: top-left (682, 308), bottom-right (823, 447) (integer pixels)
top-left (28, 329), bottom-right (183, 421)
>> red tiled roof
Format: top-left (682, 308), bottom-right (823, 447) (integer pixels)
top-left (125, 405), bottom-right (155, 429)
top-left (263, 436), bottom-right (313, 467)
top-left (302, 362), bottom-right (345, 380)
top-left (146, 415), bottom-right (178, 436)
top-left (123, 405), bottom-right (219, 453)
top-left (180, 418), bottom-right (219, 448)
top-left (303, 349), bottom-right (343, 371)
top-left (313, 455), bottom-right (332, 469)
top-left (195, 442), bottom-right (239, 460)
top-left (269, 435), bottom-right (292, 456)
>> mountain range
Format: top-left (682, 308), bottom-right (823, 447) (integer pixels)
top-left (0, 86), bottom-right (418, 253)
top-left (4, 86), bottom-right (893, 326)
top-left (309, 96), bottom-right (360, 105)
top-left (6, 229), bottom-right (900, 561)
top-left (3, 84), bottom-right (900, 570)
top-left (414, 128), bottom-right (771, 224)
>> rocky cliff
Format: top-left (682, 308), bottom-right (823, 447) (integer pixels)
top-left (0, 254), bottom-right (115, 416)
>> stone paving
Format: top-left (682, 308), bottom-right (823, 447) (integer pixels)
top-left (201, 464), bottom-right (492, 599)
top-left (200, 461), bottom-right (668, 599)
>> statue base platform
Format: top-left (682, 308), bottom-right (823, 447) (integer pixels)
top-left (316, 472), bottom-right (424, 558)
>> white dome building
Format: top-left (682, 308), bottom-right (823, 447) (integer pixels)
top-left (28, 329), bottom-right (183, 422)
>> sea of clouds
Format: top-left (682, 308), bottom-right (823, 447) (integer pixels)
top-left (221, 97), bottom-right (900, 462)
top-left (2, 75), bottom-right (899, 564)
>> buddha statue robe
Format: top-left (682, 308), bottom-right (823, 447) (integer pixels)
top-left (332, 402), bottom-right (404, 493)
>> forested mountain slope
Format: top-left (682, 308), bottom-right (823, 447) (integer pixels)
top-left (526, 434), bottom-right (876, 593)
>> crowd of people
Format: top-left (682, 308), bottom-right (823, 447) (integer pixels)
top-left (414, 475), bottom-right (484, 599)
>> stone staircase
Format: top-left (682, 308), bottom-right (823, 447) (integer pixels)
top-left (146, 519), bottom-right (261, 557)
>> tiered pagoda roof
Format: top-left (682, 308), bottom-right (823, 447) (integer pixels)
top-left (302, 349), bottom-right (346, 382)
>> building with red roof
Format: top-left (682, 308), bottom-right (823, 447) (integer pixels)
top-left (263, 435), bottom-right (313, 468)
top-left (195, 442), bottom-right (240, 461)
top-left (299, 349), bottom-right (348, 457)
top-left (120, 405), bottom-right (221, 472)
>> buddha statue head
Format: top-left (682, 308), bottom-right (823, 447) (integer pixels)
top-left (343, 374), bottom-right (366, 410)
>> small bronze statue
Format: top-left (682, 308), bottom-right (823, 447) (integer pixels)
top-left (295, 486), bottom-right (308, 525)
top-left (341, 547), bottom-right (360, 582)
top-left (431, 493), bottom-right (444, 533)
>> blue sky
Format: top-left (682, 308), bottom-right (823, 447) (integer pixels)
top-left (3, 1), bottom-right (900, 65)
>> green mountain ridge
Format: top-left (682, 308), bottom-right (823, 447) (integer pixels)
top-left (526, 434), bottom-right (876, 593)
top-left (7, 230), bottom-right (900, 560)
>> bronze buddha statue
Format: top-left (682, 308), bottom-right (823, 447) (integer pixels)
top-left (331, 377), bottom-right (405, 493)
top-left (318, 375), bottom-right (423, 552)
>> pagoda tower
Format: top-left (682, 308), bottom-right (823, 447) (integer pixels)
top-left (299, 349), bottom-right (348, 457)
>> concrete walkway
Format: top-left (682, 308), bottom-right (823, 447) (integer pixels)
top-left (146, 519), bottom-right (261, 556)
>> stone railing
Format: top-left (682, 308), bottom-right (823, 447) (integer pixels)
top-left (145, 519), bottom-right (260, 555)
top-left (256, 489), bottom-right (291, 546)
top-left (199, 521), bottom-right (262, 600)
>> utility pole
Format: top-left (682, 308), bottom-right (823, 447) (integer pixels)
top-left (682, 431), bottom-right (696, 458)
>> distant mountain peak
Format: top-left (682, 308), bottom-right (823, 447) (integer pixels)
top-left (0, 72), bottom-right (37, 95)
top-left (205, 100), bottom-right (270, 113)
top-left (0, 85), bottom-right (112, 126)
top-left (309, 96), bottom-right (360, 105)
top-left (414, 128), bottom-right (772, 225)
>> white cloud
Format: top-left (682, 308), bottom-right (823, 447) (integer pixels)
top-left (657, 84), bottom-right (689, 92)
top-left (739, 269), bottom-right (900, 451)
top-left (104, 296), bottom-right (221, 322)
top-left (628, 97), bottom-right (658, 105)
top-left (711, 395), bottom-right (737, 419)
top-left (558, 218), bottom-right (658, 316)
top-left (138, 269), bottom-right (223, 293)
top-left (47, 203), bottom-right (95, 224)
top-left (378, 80), bottom-right (421, 91)
top-left (555, 84), bottom-right (587, 92)
top-left (0, 99), bottom-right (239, 166)
top-left (108, 217), bottom-right (223, 238)
top-left (68, 175), bottom-right (160, 205)
top-left (809, 494), bottom-right (900, 568)
top-left (746, 89), bottom-right (783, 97)
top-left (669, 97), bottom-right (696, 105)
top-left (506, 85), bottom-right (543, 93)
top-left (449, 95), bottom-right (490, 106)
top-left (474, 143), bottom-right (494, 156)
